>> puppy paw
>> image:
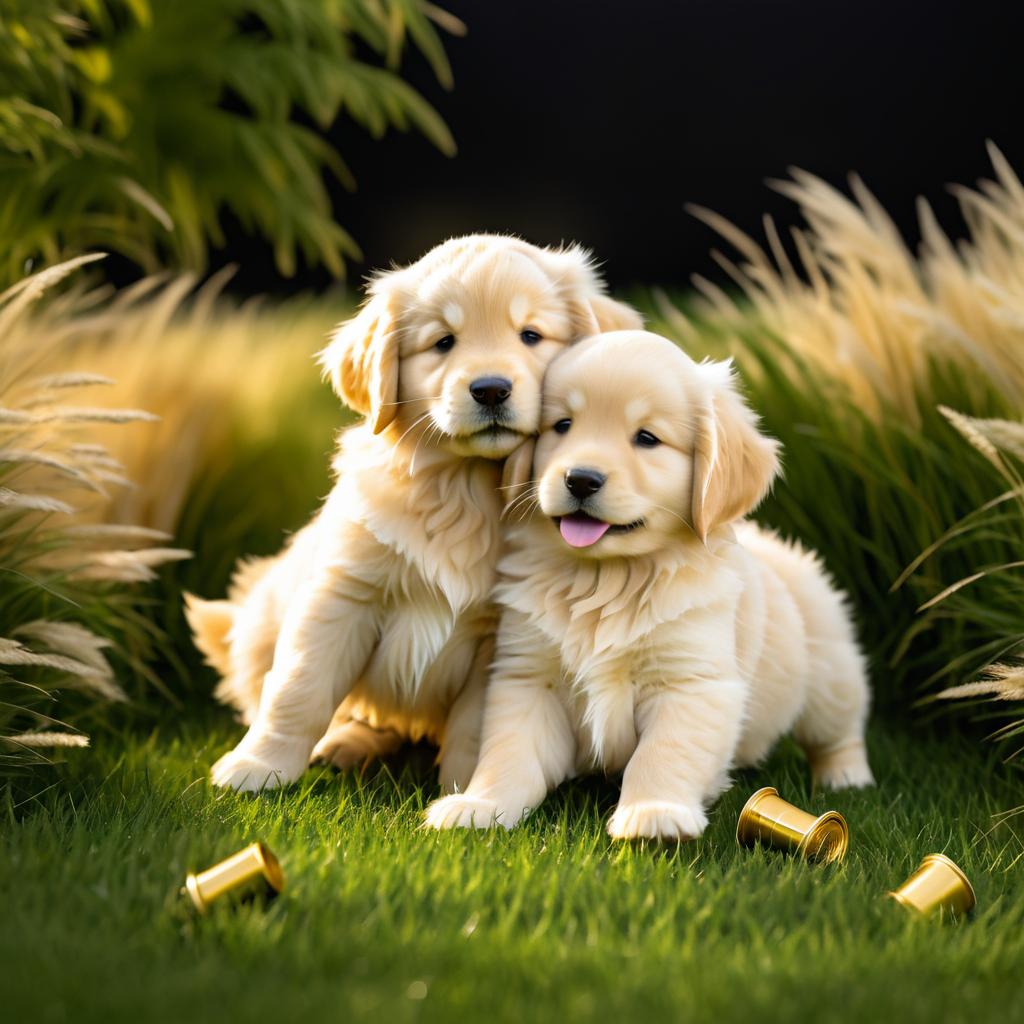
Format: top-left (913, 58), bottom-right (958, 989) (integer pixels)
top-left (210, 745), bottom-right (305, 792)
top-left (607, 800), bottom-right (708, 842)
top-left (811, 743), bottom-right (875, 790)
top-left (311, 721), bottom-right (401, 771)
top-left (816, 761), bottom-right (875, 790)
top-left (424, 794), bottom-right (513, 831)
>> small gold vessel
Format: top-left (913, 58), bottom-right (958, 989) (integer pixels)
top-left (888, 853), bottom-right (975, 918)
top-left (736, 786), bottom-right (849, 864)
top-left (184, 842), bottom-right (285, 913)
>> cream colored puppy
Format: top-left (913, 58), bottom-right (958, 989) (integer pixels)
top-left (426, 330), bottom-right (873, 840)
top-left (187, 235), bottom-right (641, 793)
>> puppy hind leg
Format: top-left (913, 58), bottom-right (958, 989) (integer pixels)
top-left (794, 643), bottom-right (874, 790)
top-left (436, 636), bottom-right (493, 794)
top-left (213, 595), bottom-right (280, 725)
top-left (311, 716), bottom-right (403, 770)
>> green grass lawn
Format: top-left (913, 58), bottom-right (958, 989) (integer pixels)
top-left (3, 714), bottom-right (1022, 1024)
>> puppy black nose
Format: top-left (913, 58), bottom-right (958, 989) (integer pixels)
top-left (469, 376), bottom-right (512, 407)
top-left (565, 468), bottom-right (606, 499)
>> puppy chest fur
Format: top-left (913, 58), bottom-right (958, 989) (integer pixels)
top-left (495, 529), bottom-right (752, 771)
top-left (495, 524), bottom-right (842, 776)
top-left (324, 429), bottom-right (503, 737)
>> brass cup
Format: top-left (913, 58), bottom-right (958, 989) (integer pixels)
top-left (888, 853), bottom-right (976, 918)
top-left (736, 786), bottom-right (849, 864)
top-left (184, 842), bottom-right (285, 913)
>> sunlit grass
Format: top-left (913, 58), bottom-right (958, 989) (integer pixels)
top-left (2, 714), bottom-right (1021, 1023)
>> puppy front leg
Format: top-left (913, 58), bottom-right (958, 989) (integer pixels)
top-left (426, 617), bottom-right (572, 829)
top-left (609, 679), bottom-right (746, 842)
top-left (211, 576), bottom-right (378, 792)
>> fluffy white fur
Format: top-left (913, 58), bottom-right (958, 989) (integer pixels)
top-left (186, 235), bottom-right (642, 793)
top-left (426, 330), bottom-right (873, 840)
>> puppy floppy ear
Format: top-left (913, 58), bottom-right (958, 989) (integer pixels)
top-left (691, 361), bottom-right (780, 543)
top-left (318, 282), bottom-right (401, 434)
top-left (588, 292), bottom-right (645, 332)
top-left (541, 244), bottom-right (644, 339)
top-left (500, 436), bottom-right (536, 511)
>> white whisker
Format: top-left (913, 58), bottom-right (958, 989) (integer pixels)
top-left (393, 410), bottom-right (433, 449)
top-left (645, 502), bottom-right (692, 528)
top-left (380, 394), bottom-right (443, 408)
top-left (503, 484), bottom-right (541, 522)
top-left (410, 420), bottom-right (446, 475)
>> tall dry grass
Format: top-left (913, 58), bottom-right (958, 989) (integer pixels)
top-left (51, 268), bottom-right (343, 534)
top-left (17, 267), bottom-right (346, 703)
top-left (667, 141), bottom-right (1024, 416)
top-left (654, 142), bottom-right (1024, 753)
top-left (0, 256), bottom-right (192, 773)
top-left (924, 409), bottom-right (1024, 755)
top-left (2, 253), bottom-right (349, 780)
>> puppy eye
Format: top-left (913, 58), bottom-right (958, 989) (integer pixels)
top-left (435, 335), bottom-right (456, 353)
top-left (553, 418), bottom-right (572, 435)
top-left (635, 429), bottom-right (661, 448)
top-left (520, 329), bottom-right (542, 346)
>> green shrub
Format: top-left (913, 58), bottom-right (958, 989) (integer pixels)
top-left (0, 0), bottom-right (460, 286)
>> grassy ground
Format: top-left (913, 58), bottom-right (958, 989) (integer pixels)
top-left (3, 714), bottom-right (1022, 1024)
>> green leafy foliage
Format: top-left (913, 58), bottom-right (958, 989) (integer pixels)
top-left (0, 0), bottom-right (459, 285)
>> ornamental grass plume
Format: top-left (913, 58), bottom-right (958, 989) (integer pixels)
top-left (656, 144), bottom-right (1024, 755)
top-left (0, 256), bottom-right (190, 774)
top-left (20, 265), bottom-right (345, 710)
top-left (921, 410), bottom-right (1024, 757)
top-left (50, 268), bottom-right (340, 537)
top-left (662, 141), bottom-right (1024, 419)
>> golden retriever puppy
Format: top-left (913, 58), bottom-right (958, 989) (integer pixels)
top-left (426, 330), bottom-right (873, 840)
top-left (187, 235), bottom-right (641, 793)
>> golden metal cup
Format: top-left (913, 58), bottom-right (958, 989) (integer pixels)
top-left (888, 853), bottom-right (976, 918)
top-left (736, 786), bottom-right (849, 864)
top-left (184, 842), bottom-right (285, 913)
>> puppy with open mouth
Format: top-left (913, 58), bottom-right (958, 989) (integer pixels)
top-left (186, 235), bottom-right (641, 793)
top-left (427, 330), bottom-right (873, 841)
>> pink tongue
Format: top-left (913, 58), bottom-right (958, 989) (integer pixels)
top-left (559, 513), bottom-right (611, 548)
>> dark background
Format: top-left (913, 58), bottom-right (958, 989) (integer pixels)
top-left (219, 0), bottom-right (1024, 296)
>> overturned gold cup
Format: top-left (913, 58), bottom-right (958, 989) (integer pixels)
top-left (888, 853), bottom-right (975, 918)
top-left (184, 842), bottom-right (285, 913)
top-left (736, 786), bottom-right (849, 864)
